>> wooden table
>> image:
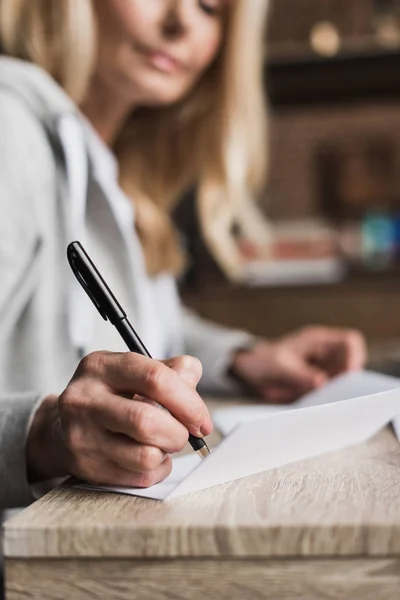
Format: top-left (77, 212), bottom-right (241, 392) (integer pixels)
top-left (3, 399), bottom-right (400, 600)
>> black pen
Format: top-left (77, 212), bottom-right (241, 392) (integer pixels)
top-left (67, 240), bottom-right (211, 459)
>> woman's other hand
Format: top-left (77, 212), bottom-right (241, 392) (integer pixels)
top-left (26, 352), bottom-right (212, 487)
top-left (230, 326), bottom-right (367, 404)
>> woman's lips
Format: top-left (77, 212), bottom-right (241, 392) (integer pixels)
top-left (143, 49), bottom-right (182, 74)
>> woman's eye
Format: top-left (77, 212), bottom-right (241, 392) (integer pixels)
top-left (199, 0), bottom-right (223, 16)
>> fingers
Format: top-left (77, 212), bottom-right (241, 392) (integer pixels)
top-left (259, 361), bottom-right (327, 404)
top-left (60, 403), bottom-right (175, 485)
top-left (292, 363), bottom-right (327, 390)
top-left (94, 393), bottom-right (189, 453)
top-left (164, 355), bottom-right (203, 389)
top-left (268, 345), bottom-right (328, 392)
top-left (64, 423), bottom-right (171, 477)
top-left (98, 432), bottom-right (169, 474)
top-left (339, 329), bottom-right (367, 371)
top-left (128, 355), bottom-right (203, 416)
top-left (301, 326), bottom-right (367, 373)
top-left (260, 385), bottom-right (302, 405)
top-left (78, 352), bottom-right (212, 437)
top-left (83, 455), bottom-right (173, 489)
top-left (58, 351), bottom-right (212, 488)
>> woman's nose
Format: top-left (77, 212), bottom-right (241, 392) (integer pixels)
top-left (161, 0), bottom-right (188, 40)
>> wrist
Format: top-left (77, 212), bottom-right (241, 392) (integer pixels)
top-left (26, 395), bottom-right (68, 482)
top-left (228, 339), bottom-right (263, 389)
top-left (230, 348), bottom-right (252, 380)
top-left (230, 337), bottom-right (263, 375)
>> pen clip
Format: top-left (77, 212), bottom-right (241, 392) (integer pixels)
top-left (67, 245), bottom-right (109, 321)
top-left (75, 268), bottom-right (109, 321)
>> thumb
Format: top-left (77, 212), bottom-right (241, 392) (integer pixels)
top-left (163, 355), bottom-right (203, 389)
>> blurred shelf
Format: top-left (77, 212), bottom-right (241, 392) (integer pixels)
top-left (182, 272), bottom-right (400, 342)
top-left (266, 44), bottom-right (400, 106)
top-left (265, 25), bottom-right (400, 106)
top-left (268, 37), bottom-right (400, 62)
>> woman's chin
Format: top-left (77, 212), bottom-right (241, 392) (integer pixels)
top-left (130, 71), bottom-right (193, 107)
top-left (138, 86), bottom-right (189, 108)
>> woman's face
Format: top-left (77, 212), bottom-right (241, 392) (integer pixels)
top-left (93, 0), bottom-right (228, 106)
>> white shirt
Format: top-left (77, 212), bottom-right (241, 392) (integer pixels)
top-left (59, 113), bottom-right (183, 360)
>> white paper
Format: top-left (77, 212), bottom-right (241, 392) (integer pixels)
top-left (213, 370), bottom-right (400, 436)
top-left (78, 372), bottom-right (400, 501)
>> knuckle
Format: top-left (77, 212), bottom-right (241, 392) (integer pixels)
top-left (118, 351), bottom-right (136, 374)
top-left (185, 398), bottom-right (206, 429)
top-left (63, 425), bottom-right (85, 451)
top-left (78, 351), bottom-right (106, 378)
top-left (133, 405), bottom-right (154, 440)
top-left (137, 446), bottom-right (161, 472)
top-left (143, 362), bottom-right (166, 397)
top-left (59, 381), bottom-right (106, 424)
top-left (134, 471), bottom-right (158, 488)
top-left (172, 426), bottom-right (189, 453)
top-left (58, 385), bottom-right (81, 413)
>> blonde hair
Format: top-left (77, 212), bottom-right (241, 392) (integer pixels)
top-left (0, 0), bottom-right (270, 280)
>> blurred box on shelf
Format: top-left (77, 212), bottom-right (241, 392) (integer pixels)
top-left (242, 219), bottom-right (346, 286)
top-left (242, 258), bottom-right (346, 287)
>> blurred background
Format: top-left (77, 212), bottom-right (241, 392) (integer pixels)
top-left (177, 0), bottom-right (400, 373)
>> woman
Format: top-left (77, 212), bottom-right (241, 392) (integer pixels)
top-left (0, 0), bottom-right (365, 508)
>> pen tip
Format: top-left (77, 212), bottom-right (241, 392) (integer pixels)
top-left (196, 444), bottom-right (211, 460)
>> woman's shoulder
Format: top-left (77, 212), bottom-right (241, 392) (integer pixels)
top-left (0, 86), bottom-right (58, 191)
top-left (0, 88), bottom-right (59, 239)
top-left (0, 87), bottom-right (51, 154)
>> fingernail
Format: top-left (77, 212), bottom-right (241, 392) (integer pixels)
top-left (200, 416), bottom-right (213, 436)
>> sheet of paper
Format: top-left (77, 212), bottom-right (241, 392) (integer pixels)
top-left (213, 370), bottom-right (400, 436)
top-left (78, 385), bottom-right (400, 501)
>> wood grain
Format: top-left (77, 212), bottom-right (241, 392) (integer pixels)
top-left (4, 427), bottom-right (400, 559)
top-left (6, 557), bottom-right (400, 600)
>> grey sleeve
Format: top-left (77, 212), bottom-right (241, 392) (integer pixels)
top-left (181, 308), bottom-right (255, 395)
top-left (0, 93), bottom-right (54, 508)
top-left (0, 91), bottom-right (49, 326)
top-left (0, 394), bottom-right (39, 509)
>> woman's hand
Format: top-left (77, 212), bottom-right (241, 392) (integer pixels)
top-left (26, 351), bottom-right (212, 488)
top-left (230, 326), bottom-right (367, 404)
